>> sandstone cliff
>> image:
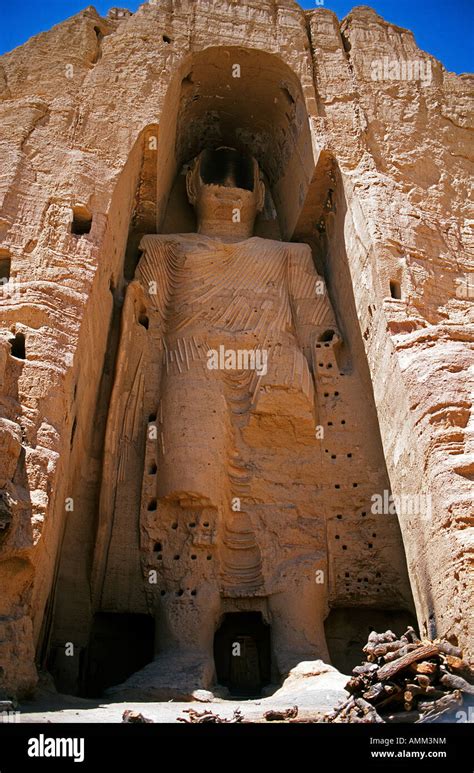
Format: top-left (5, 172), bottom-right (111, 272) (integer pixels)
top-left (0, 1), bottom-right (472, 697)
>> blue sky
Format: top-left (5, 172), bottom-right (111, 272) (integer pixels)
top-left (0, 0), bottom-right (472, 74)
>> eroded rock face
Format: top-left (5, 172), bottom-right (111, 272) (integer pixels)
top-left (0, 1), bottom-right (471, 699)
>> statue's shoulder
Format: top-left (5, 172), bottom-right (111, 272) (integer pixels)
top-left (284, 241), bottom-right (312, 260)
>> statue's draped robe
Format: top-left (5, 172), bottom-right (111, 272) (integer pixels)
top-left (93, 234), bottom-right (337, 607)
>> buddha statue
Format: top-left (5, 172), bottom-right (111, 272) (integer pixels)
top-left (95, 147), bottom-right (341, 697)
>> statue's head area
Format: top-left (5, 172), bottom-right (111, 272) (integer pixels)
top-left (186, 147), bottom-right (265, 239)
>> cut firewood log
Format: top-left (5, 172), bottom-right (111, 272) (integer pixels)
top-left (364, 630), bottom-right (397, 653)
top-left (353, 698), bottom-right (384, 723)
top-left (362, 682), bottom-right (384, 701)
top-left (414, 674), bottom-right (432, 688)
top-left (444, 655), bottom-right (474, 684)
top-left (371, 686), bottom-right (404, 711)
top-left (367, 630), bottom-right (397, 644)
top-left (264, 706), bottom-right (298, 721)
top-left (327, 696), bottom-right (355, 721)
top-left (418, 690), bottom-right (463, 716)
top-left (435, 640), bottom-right (462, 658)
top-left (178, 708), bottom-right (243, 723)
top-left (417, 691), bottom-right (463, 723)
top-left (439, 672), bottom-right (474, 696)
top-left (372, 640), bottom-right (409, 658)
top-left (353, 663), bottom-right (378, 676)
top-left (403, 626), bottom-right (421, 644)
top-left (404, 685), bottom-right (446, 701)
top-left (409, 660), bottom-right (438, 675)
top-left (384, 643), bottom-right (423, 663)
top-left (122, 710), bottom-right (154, 723)
top-left (346, 675), bottom-right (366, 694)
top-left (376, 644), bottom-right (439, 681)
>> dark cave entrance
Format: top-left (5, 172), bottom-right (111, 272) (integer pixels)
top-left (213, 612), bottom-right (271, 697)
top-left (82, 612), bottom-right (154, 697)
top-left (325, 607), bottom-right (418, 674)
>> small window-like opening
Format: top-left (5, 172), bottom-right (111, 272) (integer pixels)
top-left (71, 204), bottom-right (92, 236)
top-left (0, 256), bottom-right (11, 282)
top-left (319, 329), bottom-right (335, 342)
top-left (162, 35), bottom-right (171, 44)
top-left (200, 147), bottom-right (254, 191)
top-left (138, 314), bottom-right (149, 330)
top-left (147, 499), bottom-right (157, 511)
top-left (153, 542), bottom-right (162, 552)
top-left (9, 332), bottom-right (25, 359)
top-left (390, 280), bottom-right (401, 300)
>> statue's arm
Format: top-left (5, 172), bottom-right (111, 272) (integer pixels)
top-left (91, 236), bottom-right (174, 602)
top-left (137, 235), bottom-right (178, 331)
top-left (287, 243), bottom-right (340, 369)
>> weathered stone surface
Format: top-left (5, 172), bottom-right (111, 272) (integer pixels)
top-left (0, 1), bottom-right (471, 701)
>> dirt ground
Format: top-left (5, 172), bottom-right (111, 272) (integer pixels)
top-left (15, 661), bottom-right (349, 724)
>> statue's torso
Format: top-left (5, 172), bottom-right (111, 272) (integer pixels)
top-left (138, 234), bottom-right (301, 348)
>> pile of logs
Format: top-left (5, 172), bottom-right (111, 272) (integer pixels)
top-left (327, 627), bottom-right (474, 723)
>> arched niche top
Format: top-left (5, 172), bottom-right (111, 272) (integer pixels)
top-left (155, 45), bottom-right (317, 240)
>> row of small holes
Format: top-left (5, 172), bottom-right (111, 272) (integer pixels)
top-left (154, 548), bottom-right (212, 562)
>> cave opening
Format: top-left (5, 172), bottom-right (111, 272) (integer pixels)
top-left (0, 256), bottom-right (11, 281)
top-left (71, 205), bottom-right (92, 236)
top-left (213, 612), bottom-right (271, 697)
top-left (390, 279), bottom-right (402, 299)
top-left (324, 607), bottom-right (418, 674)
top-left (9, 332), bottom-right (25, 359)
top-left (82, 612), bottom-right (154, 698)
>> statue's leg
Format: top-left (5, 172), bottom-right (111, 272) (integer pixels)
top-left (268, 559), bottom-right (330, 678)
top-left (156, 356), bottom-right (232, 508)
top-left (104, 358), bottom-right (228, 698)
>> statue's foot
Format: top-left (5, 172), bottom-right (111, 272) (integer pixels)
top-left (104, 653), bottom-right (215, 702)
